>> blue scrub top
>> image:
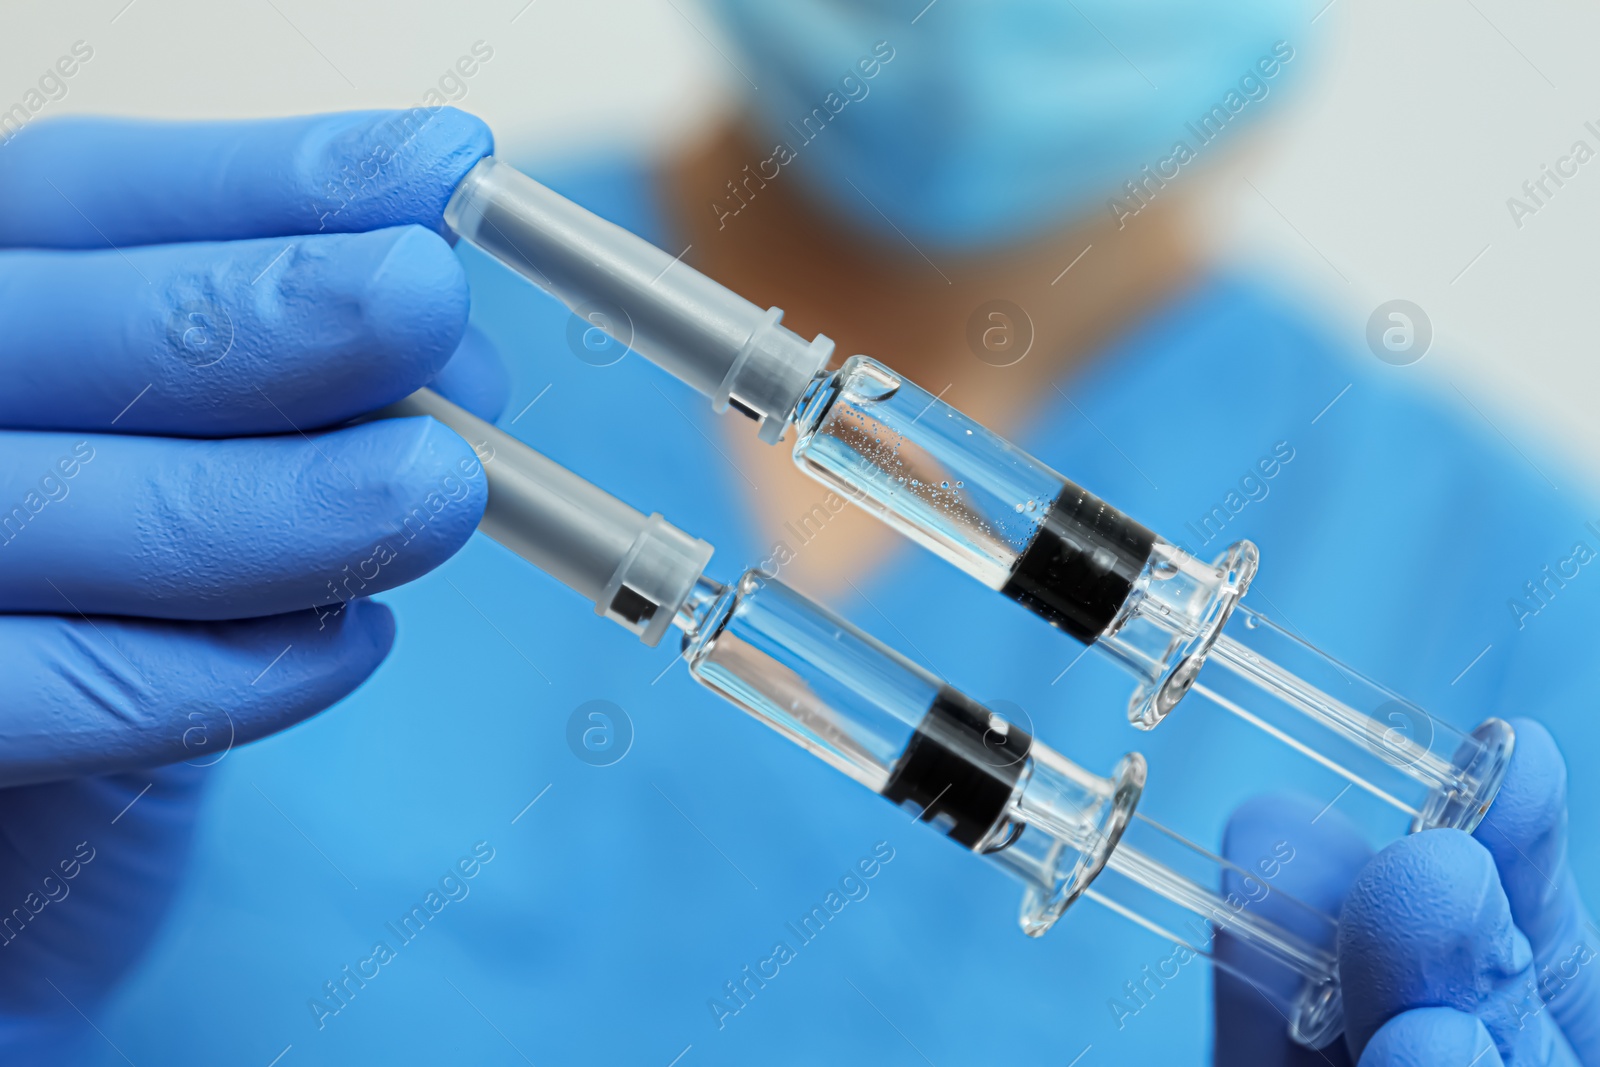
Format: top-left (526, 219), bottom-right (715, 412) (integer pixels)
top-left (98, 162), bottom-right (1600, 1065)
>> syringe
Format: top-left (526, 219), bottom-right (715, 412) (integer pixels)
top-left (441, 157), bottom-right (1514, 836)
top-left (379, 388), bottom-right (1347, 1048)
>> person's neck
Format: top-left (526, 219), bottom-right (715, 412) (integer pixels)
top-left (661, 125), bottom-right (1204, 434)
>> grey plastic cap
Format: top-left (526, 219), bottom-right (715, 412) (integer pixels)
top-left (444, 157), bottom-right (833, 443)
top-left (379, 389), bottom-right (714, 647)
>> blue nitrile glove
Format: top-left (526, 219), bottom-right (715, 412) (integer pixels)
top-left (0, 111), bottom-right (508, 1052)
top-left (1212, 793), bottom-right (1373, 1066)
top-left (1341, 719), bottom-right (1598, 1066)
top-left (1214, 719), bottom-right (1599, 1066)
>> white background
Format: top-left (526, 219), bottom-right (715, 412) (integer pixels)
top-left (7, 0), bottom-right (1598, 486)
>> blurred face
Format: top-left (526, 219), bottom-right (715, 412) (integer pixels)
top-left (710, 0), bottom-right (1302, 251)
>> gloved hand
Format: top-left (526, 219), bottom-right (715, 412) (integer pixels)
top-left (1213, 718), bottom-right (1600, 1066)
top-left (0, 110), bottom-right (508, 1052)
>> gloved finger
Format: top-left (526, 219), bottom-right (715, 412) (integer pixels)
top-left (0, 601), bottom-right (393, 787)
top-left (0, 109), bottom-right (491, 249)
top-left (1473, 718), bottom-right (1600, 1061)
top-left (1214, 792), bottom-right (1371, 1066)
top-left (0, 418), bottom-right (484, 620)
top-left (1339, 830), bottom-right (1581, 1066)
top-left (0, 227), bottom-right (468, 435)
top-left (1356, 1009), bottom-right (1503, 1067)
top-left (427, 324), bottom-right (512, 423)
top-left (0, 767), bottom-right (206, 1020)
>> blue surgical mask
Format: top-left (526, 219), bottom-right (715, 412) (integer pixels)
top-left (710, 0), bottom-right (1303, 251)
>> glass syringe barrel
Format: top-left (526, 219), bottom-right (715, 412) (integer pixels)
top-left (788, 356), bottom-right (1250, 727)
top-left (678, 569), bottom-right (1344, 1049)
top-left (384, 389), bottom-right (1347, 1048)
top-left (791, 359), bottom-right (1513, 833)
top-left (790, 357), bottom-right (1163, 637)
top-left (437, 159), bottom-right (1510, 833)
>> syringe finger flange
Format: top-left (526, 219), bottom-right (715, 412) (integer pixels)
top-left (1410, 717), bottom-right (1515, 832)
top-left (997, 749), bottom-right (1147, 937)
top-left (1101, 539), bottom-right (1260, 729)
